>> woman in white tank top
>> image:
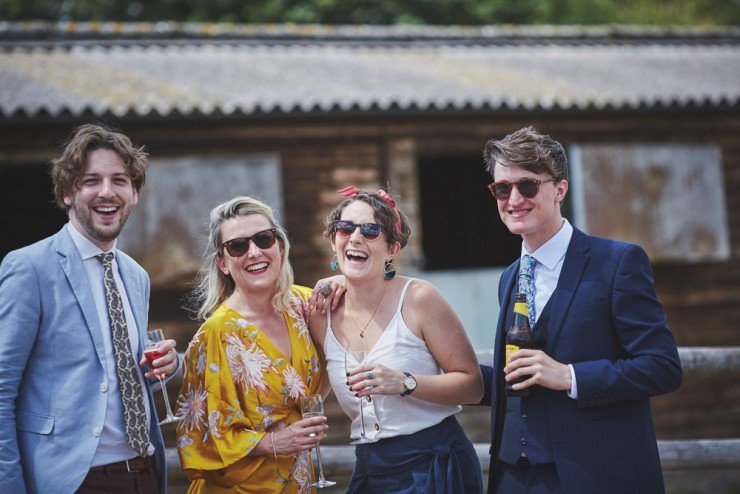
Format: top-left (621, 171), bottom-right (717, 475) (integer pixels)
top-left (309, 187), bottom-right (484, 493)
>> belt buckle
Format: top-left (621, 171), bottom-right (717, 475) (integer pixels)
top-left (125, 457), bottom-right (144, 473)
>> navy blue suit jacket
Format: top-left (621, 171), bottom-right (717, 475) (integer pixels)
top-left (480, 228), bottom-right (682, 494)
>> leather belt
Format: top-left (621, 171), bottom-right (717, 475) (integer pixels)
top-left (90, 456), bottom-right (154, 474)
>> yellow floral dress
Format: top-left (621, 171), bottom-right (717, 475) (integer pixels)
top-left (177, 286), bottom-right (323, 493)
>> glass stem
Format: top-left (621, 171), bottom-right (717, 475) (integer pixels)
top-left (315, 443), bottom-right (326, 480)
top-left (358, 399), bottom-right (366, 437)
top-left (158, 376), bottom-right (175, 417)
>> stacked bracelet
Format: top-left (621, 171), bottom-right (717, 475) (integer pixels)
top-left (270, 431), bottom-right (278, 460)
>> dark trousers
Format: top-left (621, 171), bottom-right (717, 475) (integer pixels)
top-left (494, 459), bottom-right (564, 494)
top-left (76, 457), bottom-right (159, 494)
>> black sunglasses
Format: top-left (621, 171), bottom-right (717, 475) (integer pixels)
top-left (487, 178), bottom-right (556, 201)
top-left (333, 220), bottom-right (383, 241)
top-left (220, 228), bottom-right (278, 257)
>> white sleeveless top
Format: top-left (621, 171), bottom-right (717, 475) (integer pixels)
top-left (324, 278), bottom-right (461, 442)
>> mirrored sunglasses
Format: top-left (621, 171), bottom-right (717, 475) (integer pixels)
top-left (333, 220), bottom-right (383, 241)
top-left (487, 178), bottom-right (556, 201)
top-left (220, 228), bottom-right (277, 257)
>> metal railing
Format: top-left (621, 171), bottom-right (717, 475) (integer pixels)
top-left (165, 346), bottom-right (740, 477)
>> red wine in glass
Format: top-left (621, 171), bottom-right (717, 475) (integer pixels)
top-left (145, 328), bottom-right (181, 425)
top-left (144, 348), bottom-right (166, 369)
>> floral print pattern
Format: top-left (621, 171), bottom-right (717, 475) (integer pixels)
top-left (176, 285), bottom-right (323, 493)
top-left (224, 335), bottom-right (272, 393)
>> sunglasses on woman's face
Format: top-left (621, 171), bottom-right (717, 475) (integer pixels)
top-left (487, 178), bottom-right (556, 201)
top-left (333, 220), bottom-right (383, 241)
top-left (220, 228), bottom-right (277, 257)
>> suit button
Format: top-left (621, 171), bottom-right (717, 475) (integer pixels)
top-left (92, 427), bottom-right (102, 437)
top-left (100, 383), bottom-right (108, 392)
top-left (520, 437), bottom-right (527, 445)
top-left (521, 414), bottom-right (528, 422)
top-left (374, 423), bottom-right (380, 431)
top-left (367, 396), bottom-right (372, 403)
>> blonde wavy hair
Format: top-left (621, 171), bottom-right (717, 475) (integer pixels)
top-left (191, 196), bottom-right (294, 321)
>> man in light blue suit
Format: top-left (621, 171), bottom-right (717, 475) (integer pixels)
top-left (478, 126), bottom-right (682, 494)
top-left (0, 124), bottom-right (179, 494)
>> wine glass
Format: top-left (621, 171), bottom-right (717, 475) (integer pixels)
top-left (144, 328), bottom-right (181, 425)
top-left (299, 394), bottom-right (336, 488)
top-left (344, 349), bottom-right (371, 445)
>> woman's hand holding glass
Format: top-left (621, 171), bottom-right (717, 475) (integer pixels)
top-left (346, 361), bottom-right (407, 397)
top-left (270, 415), bottom-right (327, 456)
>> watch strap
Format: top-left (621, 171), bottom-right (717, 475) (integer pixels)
top-left (401, 371), bottom-right (415, 396)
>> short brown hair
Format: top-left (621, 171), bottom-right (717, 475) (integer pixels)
top-left (483, 126), bottom-right (568, 182)
top-left (50, 123), bottom-right (148, 209)
top-left (323, 189), bottom-right (411, 249)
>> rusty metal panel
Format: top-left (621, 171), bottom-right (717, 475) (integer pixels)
top-left (118, 154), bottom-right (282, 286)
top-left (570, 144), bottom-right (729, 262)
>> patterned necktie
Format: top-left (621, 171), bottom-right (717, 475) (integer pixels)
top-left (96, 253), bottom-right (150, 457)
top-left (519, 255), bottom-right (538, 328)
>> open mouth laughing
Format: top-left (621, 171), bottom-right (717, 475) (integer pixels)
top-left (345, 250), bottom-right (368, 263)
top-left (246, 262), bottom-right (268, 274)
top-left (92, 203), bottom-right (121, 219)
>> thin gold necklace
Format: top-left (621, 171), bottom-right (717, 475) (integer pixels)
top-left (349, 282), bottom-right (388, 338)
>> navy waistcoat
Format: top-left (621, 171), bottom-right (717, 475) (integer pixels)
top-left (499, 286), bottom-right (555, 466)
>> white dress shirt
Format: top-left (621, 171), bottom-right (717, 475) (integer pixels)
top-left (521, 219), bottom-right (579, 398)
top-left (67, 223), bottom-right (154, 464)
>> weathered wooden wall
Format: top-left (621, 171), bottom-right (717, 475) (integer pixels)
top-left (1, 108), bottom-right (739, 439)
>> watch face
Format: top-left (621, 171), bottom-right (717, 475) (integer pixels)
top-left (404, 374), bottom-right (416, 390)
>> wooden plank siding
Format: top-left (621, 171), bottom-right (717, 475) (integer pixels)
top-left (1, 108), bottom-right (739, 439)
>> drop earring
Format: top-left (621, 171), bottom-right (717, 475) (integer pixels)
top-left (384, 260), bottom-right (396, 280)
top-left (330, 255), bottom-right (339, 271)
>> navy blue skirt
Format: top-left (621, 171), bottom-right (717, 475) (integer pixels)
top-left (347, 415), bottom-right (483, 494)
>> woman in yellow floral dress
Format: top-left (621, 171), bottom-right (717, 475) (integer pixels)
top-left (177, 196), bottom-right (328, 493)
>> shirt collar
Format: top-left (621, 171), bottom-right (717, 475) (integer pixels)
top-left (67, 222), bottom-right (117, 261)
top-left (520, 219), bottom-right (573, 271)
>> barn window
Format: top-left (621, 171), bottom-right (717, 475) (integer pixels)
top-left (119, 153), bottom-right (283, 287)
top-left (569, 144), bottom-right (729, 262)
top-left (417, 152), bottom-right (521, 270)
top-left (0, 164), bottom-right (67, 260)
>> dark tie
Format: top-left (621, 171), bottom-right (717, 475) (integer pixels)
top-left (96, 252), bottom-right (150, 457)
top-left (519, 255), bottom-right (538, 328)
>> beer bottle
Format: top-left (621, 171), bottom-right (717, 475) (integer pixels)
top-left (505, 293), bottom-right (535, 397)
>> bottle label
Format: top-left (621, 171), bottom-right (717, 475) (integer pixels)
top-left (505, 344), bottom-right (520, 365)
top-left (514, 301), bottom-right (528, 317)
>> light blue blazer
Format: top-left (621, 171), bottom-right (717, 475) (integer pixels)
top-left (0, 226), bottom-right (168, 494)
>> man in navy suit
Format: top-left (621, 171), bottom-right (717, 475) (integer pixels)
top-left (479, 126), bottom-right (682, 494)
top-left (0, 124), bottom-right (179, 493)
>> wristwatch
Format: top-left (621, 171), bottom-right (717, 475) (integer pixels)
top-left (401, 372), bottom-right (417, 396)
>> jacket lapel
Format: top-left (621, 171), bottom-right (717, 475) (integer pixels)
top-left (55, 227), bottom-right (107, 366)
top-left (494, 261), bottom-right (519, 371)
top-left (546, 228), bottom-right (590, 355)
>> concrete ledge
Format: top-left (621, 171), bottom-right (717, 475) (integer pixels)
top-left (659, 439), bottom-right (740, 470)
top-left (166, 439), bottom-right (740, 476)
